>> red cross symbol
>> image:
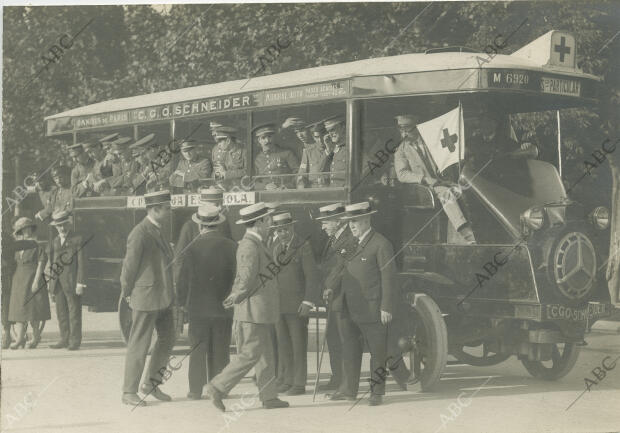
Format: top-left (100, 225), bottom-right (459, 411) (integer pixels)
top-left (554, 36), bottom-right (571, 63)
top-left (441, 128), bottom-right (458, 152)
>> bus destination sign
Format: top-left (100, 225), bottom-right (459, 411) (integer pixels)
top-left (486, 69), bottom-right (581, 97)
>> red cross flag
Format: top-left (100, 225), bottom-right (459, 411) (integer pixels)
top-left (416, 105), bottom-right (464, 174)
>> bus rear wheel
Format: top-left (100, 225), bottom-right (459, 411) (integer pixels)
top-left (521, 342), bottom-right (580, 380)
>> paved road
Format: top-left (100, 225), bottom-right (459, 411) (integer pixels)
top-left (1, 319), bottom-right (619, 433)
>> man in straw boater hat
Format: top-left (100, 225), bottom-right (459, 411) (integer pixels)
top-left (206, 202), bottom-right (290, 411)
top-left (323, 201), bottom-right (409, 406)
top-left (270, 211), bottom-right (320, 395)
top-left (393, 114), bottom-right (475, 244)
top-left (176, 203), bottom-right (237, 400)
top-left (169, 139), bottom-right (212, 193)
top-left (120, 190), bottom-right (176, 406)
top-left (314, 203), bottom-right (359, 391)
top-left (47, 210), bottom-right (86, 350)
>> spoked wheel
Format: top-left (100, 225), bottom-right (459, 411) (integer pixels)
top-left (400, 294), bottom-right (448, 392)
top-left (452, 343), bottom-right (511, 367)
top-left (521, 342), bottom-right (581, 380)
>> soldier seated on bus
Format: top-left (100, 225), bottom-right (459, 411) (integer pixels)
top-left (69, 143), bottom-right (95, 198)
top-left (108, 137), bottom-right (135, 195)
top-left (82, 140), bottom-right (115, 195)
top-left (282, 117), bottom-right (329, 189)
top-left (212, 126), bottom-right (247, 189)
top-left (393, 114), bottom-right (476, 244)
top-left (253, 123), bottom-right (299, 190)
top-left (35, 165), bottom-right (73, 223)
top-left (169, 140), bottom-right (212, 193)
top-left (323, 116), bottom-right (347, 187)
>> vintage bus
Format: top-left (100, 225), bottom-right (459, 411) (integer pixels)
top-left (43, 30), bottom-right (615, 389)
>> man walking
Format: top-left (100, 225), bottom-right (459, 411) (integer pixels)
top-left (206, 202), bottom-right (289, 411)
top-left (270, 212), bottom-right (319, 395)
top-left (177, 203), bottom-right (237, 400)
top-left (120, 190), bottom-right (176, 406)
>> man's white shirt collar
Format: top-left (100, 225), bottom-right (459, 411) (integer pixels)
top-left (147, 215), bottom-right (161, 229)
top-left (246, 228), bottom-right (263, 243)
top-left (358, 227), bottom-right (372, 244)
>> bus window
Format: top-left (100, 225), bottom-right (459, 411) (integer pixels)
top-left (250, 102), bottom-right (345, 191)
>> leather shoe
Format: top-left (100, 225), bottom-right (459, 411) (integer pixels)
top-left (327, 391), bottom-right (356, 401)
top-left (50, 341), bottom-right (68, 349)
top-left (140, 384), bottom-right (172, 402)
top-left (286, 386), bottom-right (306, 396)
top-left (368, 394), bottom-right (383, 406)
top-left (206, 384), bottom-right (226, 412)
top-left (262, 398), bottom-right (290, 409)
top-left (122, 393), bottom-right (146, 407)
top-left (277, 383), bottom-right (291, 393)
top-left (187, 392), bottom-right (202, 400)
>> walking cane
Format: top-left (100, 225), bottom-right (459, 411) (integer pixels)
top-left (312, 298), bottom-right (330, 402)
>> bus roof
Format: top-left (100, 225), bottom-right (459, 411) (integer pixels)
top-left (45, 30), bottom-right (601, 136)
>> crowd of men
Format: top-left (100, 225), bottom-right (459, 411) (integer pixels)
top-left (120, 187), bottom-right (410, 409)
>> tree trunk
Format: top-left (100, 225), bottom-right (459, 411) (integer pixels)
top-left (607, 155), bottom-right (620, 306)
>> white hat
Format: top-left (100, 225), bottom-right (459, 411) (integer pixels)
top-left (270, 212), bottom-right (296, 228)
top-left (192, 203), bottom-right (226, 226)
top-left (314, 203), bottom-right (346, 221)
top-left (340, 201), bottom-right (378, 220)
top-left (236, 202), bottom-right (276, 225)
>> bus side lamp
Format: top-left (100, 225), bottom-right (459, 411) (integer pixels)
top-left (589, 206), bottom-right (610, 230)
top-left (521, 207), bottom-right (545, 231)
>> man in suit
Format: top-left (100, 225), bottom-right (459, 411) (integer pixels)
top-left (120, 190), bottom-right (176, 407)
top-left (393, 114), bottom-right (475, 244)
top-left (270, 212), bottom-right (319, 395)
top-left (47, 210), bottom-right (86, 350)
top-left (206, 202), bottom-right (289, 411)
top-left (177, 203), bottom-right (237, 400)
top-left (315, 203), bottom-right (358, 391)
top-left (324, 202), bottom-right (401, 406)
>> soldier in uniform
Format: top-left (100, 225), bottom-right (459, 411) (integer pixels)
top-left (253, 123), bottom-right (299, 190)
top-left (314, 203), bottom-right (358, 391)
top-left (211, 126), bottom-right (247, 189)
top-left (324, 202), bottom-right (403, 406)
top-left (282, 117), bottom-right (329, 189)
top-left (69, 143), bottom-right (95, 198)
top-left (393, 114), bottom-right (475, 244)
top-left (108, 137), bottom-right (136, 195)
top-left (35, 165), bottom-right (73, 223)
top-left (169, 140), bottom-right (212, 193)
top-left (270, 212), bottom-right (319, 395)
top-left (82, 140), bottom-right (115, 195)
top-left (324, 116), bottom-right (347, 187)
top-left (99, 132), bottom-right (120, 161)
top-left (129, 134), bottom-right (168, 193)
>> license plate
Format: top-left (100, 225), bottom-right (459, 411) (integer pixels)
top-left (541, 76), bottom-right (581, 96)
top-left (545, 302), bottom-right (612, 321)
top-left (223, 191), bottom-right (255, 206)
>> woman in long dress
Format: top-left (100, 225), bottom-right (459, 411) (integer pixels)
top-left (8, 217), bottom-right (51, 349)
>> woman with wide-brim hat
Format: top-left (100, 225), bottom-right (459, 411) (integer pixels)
top-left (8, 217), bottom-right (51, 349)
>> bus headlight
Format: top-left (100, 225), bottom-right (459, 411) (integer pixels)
top-left (521, 207), bottom-right (545, 230)
top-left (590, 206), bottom-right (610, 230)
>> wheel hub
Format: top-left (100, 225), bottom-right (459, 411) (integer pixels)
top-left (552, 232), bottom-right (596, 300)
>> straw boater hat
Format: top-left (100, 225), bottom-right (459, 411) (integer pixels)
top-left (282, 117), bottom-right (307, 131)
top-left (144, 190), bottom-right (171, 207)
top-left (13, 217), bottom-right (37, 236)
top-left (213, 126), bottom-right (237, 140)
top-left (270, 212), bottom-right (297, 229)
top-left (253, 123), bottom-right (277, 138)
top-left (314, 203), bottom-right (347, 221)
top-left (50, 210), bottom-right (72, 226)
top-left (236, 202), bottom-right (276, 225)
top-left (199, 186), bottom-right (224, 203)
top-left (395, 114), bottom-right (418, 127)
top-left (323, 115), bottom-right (345, 131)
top-left (192, 202), bottom-right (226, 226)
top-left (339, 201), bottom-right (378, 220)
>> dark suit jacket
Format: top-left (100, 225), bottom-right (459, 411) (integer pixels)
top-left (176, 231), bottom-right (237, 319)
top-left (321, 226), bottom-right (358, 310)
top-left (327, 229), bottom-right (396, 323)
top-left (272, 234), bottom-right (320, 314)
top-left (232, 231), bottom-right (280, 324)
top-left (47, 231), bottom-right (86, 295)
top-left (120, 217), bottom-right (174, 311)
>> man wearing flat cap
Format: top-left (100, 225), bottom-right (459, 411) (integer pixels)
top-left (206, 202), bottom-right (289, 411)
top-left (323, 116), bottom-right (347, 187)
top-left (315, 203), bottom-right (359, 391)
top-left (393, 114), bottom-right (475, 244)
top-left (68, 143), bottom-right (95, 198)
top-left (177, 203), bottom-right (237, 399)
top-left (283, 118), bottom-right (329, 189)
top-left (253, 123), bottom-right (299, 190)
top-left (270, 212), bottom-right (319, 395)
top-left (211, 126), bottom-right (247, 189)
top-left (324, 202), bottom-right (405, 406)
top-left (120, 190), bottom-right (176, 406)
top-left (169, 140), bottom-right (212, 193)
